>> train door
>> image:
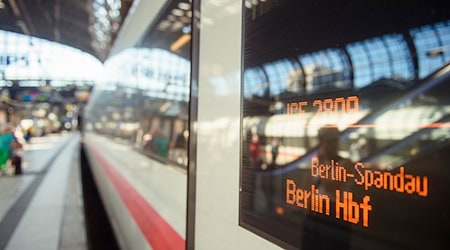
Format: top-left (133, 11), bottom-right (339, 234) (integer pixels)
top-left (190, 0), bottom-right (450, 249)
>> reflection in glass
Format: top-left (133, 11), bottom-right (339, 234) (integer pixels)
top-left (241, 1), bottom-right (450, 249)
top-left (85, 0), bottom-right (191, 170)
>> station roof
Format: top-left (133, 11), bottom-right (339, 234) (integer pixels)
top-left (0, 0), bottom-right (133, 62)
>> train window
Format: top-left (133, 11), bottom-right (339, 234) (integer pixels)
top-left (84, 1), bottom-right (191, 168)
top-left (240, 1), bottom-right (450, 249)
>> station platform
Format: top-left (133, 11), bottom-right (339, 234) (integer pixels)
top-left (0, 132), bottom-right (87, 250)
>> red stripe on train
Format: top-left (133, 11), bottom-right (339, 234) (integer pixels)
top-left (86, 142), bottom-right (185, 250)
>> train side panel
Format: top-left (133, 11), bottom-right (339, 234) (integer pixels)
top-left (194, 1), bottom-right (280, 248)
top-left (83, 139), bottom-right (151, 250)
top-left (84, 132), bottom-right (187, 250)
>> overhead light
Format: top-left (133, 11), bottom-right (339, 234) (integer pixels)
top-left (0, 0), bottom-right (5, 9)
top-left (178, 2), bottom-right (191, 10)
top-left (172, 9), bottom-right (184, 17)
top-left (426, 45), bottom-right (450, 58)
top-left (179, 16), bottom-right (190, 23)
top-left (167, 15), bottom-right (176, 21)
top-left (170, 34), bottom-right (191, 52)
top-left (172, 21), bottom-right (183, 29)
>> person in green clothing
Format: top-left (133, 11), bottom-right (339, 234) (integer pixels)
top-left (0, 125), bottom-right (15, 173)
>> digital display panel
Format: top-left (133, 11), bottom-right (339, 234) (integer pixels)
top-left (240, 1), bottom-right (450, 249)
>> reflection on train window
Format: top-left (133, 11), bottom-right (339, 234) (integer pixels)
top-left (240, 1), bottom-right (450, 249)
top-left (84, 48), bottom-right (190, 167)
top-left (244, 68), bottom-right (268, 97)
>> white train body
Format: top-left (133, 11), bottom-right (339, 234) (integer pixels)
top-left (83, 0), bottom-right (450, 249)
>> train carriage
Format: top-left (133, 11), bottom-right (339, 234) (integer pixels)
top-left (82, 0), bottom-right (450, 249)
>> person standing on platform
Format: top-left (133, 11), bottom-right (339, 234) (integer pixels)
top-left (302, 125), bottom-right (353, 250)
top-left (249, 134), bottom-right (261, 168)
top-left (0, 125), bottom-right (15, 175)
top-left (270, 138), bottom-right (279, 166)
top-left (24, 127), bottom-right (33, 143)
top-left (9, 126), bottom-right (23, 175)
